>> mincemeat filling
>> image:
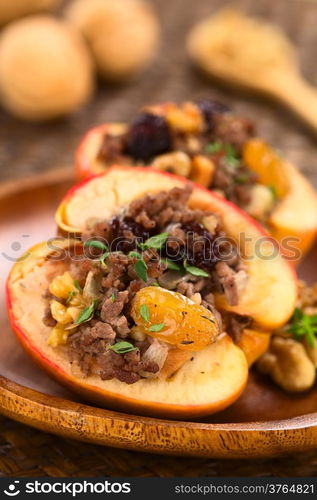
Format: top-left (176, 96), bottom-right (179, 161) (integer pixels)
top-left (97, 100), bottom-right (261, 211)
top-left (44, 187), bottom-right (250, 384)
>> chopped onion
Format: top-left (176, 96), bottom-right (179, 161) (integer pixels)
top-left (139, 339), bottom-right (169, 378)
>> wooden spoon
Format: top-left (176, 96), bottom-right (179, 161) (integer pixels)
top-left (187, 8), bottom-right (317, 133)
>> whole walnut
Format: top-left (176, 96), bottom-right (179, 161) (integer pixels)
top-left (257, 336), bottom-right (316, 393)
top-left (0, 16), bottom-right (94, 121)
top-left (66, 0), bottom-right (160, 82)
top-left (0, 0), bottom-right (61, 25)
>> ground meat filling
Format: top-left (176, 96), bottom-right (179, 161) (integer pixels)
top-left (98, 100), bottom-right (259, 210)
top-left (45, 187), bottom-right (250, 384)
top-left (97, 134), bottom-right (130, 166)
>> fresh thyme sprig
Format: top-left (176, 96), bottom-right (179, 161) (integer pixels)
top-left (286, 308), bottom-right (317, 348)
top-left (224, 143), bottom-right (240, 168)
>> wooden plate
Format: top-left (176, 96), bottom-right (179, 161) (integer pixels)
top-left (1, 170), bottom-right (317, 459)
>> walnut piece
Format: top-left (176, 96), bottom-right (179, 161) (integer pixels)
top-left (151, 151), bottom-right (192, 178)
top-left (256, 336), bottom-right (316, 392)
top-left (304, 340), bottom-right (317, 368)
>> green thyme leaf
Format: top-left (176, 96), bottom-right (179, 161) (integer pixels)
top-left (286, 307), bottom-right (317, 348)
top-left (139, 232), bottom-right (169, 250)
top-left (129, 250), bottom-right (149, 282)
top-left (66, 290), bottom-right (77, 305)
top-left (111, 293), bottom-right (116, 303)
top-left (135, 259), bottom-right (148, 282)
top-left (224, 143), bottom-right (240, 168)
top-left (205, 140), bottom-right (223, 154)
top-left (268, 185), bottom-right (278, 201)
top-left (74, 280), bottom-right (82, 292)
top-left (148, 323), bottom-right (165, 332)
top-left (84, 240), bottom-right (109, 252)
top-left (226, 157), bottom-right (240, 168)
top-left (75, 299), bottom-right (98, 326)
top-left (306, 330), bottom-right (316, 348)
top-left (234, 174), bottom-right (249, 184)
top-left (224, 143), bottom-right (238, 158)
top-left (184, 261), bottom-right (209, 278)
top-left (100, 252), bottom-right (110, 265)
top-left (140, 304), bottom-right (150, 322)
top-left (128, 251), bottom-right (143, 259)
top-left (109, 341), bottom-right (137, 354)
top-left (160, 258), bottom-right (182, 272)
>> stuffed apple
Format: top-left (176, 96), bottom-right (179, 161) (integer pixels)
top-left (75, 101), bottom-right (317, 258)
top-left (7, 240), bottom-right (248, 419)
top-left (8, 167), bottom-right (297, 417)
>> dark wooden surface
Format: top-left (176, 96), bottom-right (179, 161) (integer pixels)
top-left (2, 414), bottom-right (317, 477)
top-left (1, 0), bottom-right (317, 477)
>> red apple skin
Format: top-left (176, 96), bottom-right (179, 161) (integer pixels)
top-left (75, 123), bottom-right (128, 181)
top-left (6, 276), bottom-right (247, 420)
top-left (75, 124), bottom-right (109, 181)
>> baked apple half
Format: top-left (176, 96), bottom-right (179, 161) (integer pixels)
top-left (8, 168), bottom-right (297, 417)
top-left (7, 238), bottom-right (248, 418)
top-left (74, 100), bottom-right (317, 258)
top-left (56, 164), bottom-right (298, 394)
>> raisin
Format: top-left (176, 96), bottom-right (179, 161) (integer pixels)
top-left (181, 220), bottom-right (222, 270)
top-left (125, 113), bottom-right (172, 161)
top-left (196, 99), bottom-right (230, 132)
top-left (111, 216), bottom-right (151, 252)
